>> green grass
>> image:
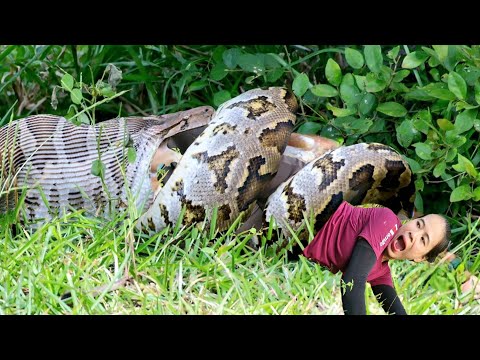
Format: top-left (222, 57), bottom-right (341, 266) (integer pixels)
top-left (0, 208), bottom-right (478, 315)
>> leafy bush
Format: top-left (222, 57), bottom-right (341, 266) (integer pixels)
top-left (1, 45), bottom-right (479, 247)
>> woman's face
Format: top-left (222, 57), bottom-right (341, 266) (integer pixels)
top-left (385, 214), bottom-right (446, 262)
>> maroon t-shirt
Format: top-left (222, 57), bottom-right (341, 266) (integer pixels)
top-left (303, 201), bottom-right (402, 287)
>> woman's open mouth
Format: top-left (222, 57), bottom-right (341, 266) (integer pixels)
top-left (393, 235), bottom-right (406, 252)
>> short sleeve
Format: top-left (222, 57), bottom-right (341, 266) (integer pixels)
top-left (358, 208), bottom-right (400, 259)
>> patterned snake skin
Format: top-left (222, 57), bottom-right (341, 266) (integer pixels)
top-left (265, 143), bottom-right (415, 241)
top-left (137, 87), bottom-right (298, 232)
top-left (1, 87), bottom-right (414, 240)
top-left (0, 107), bottom-right (214, 221)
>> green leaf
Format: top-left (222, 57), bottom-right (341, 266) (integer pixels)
top-left (428, 56), bottom-right (440, 68)
top-left (222, 48), bottom-right (242, 69)
top-left (430, 68), bottom-right (440, 81)
top-left (333, 116), bottom-right (372, 134)
top-left (401, 51), bottom-right (429, 69)
top-left (413, 142), bottom-right (433, 160)
top-left (455, 100), bottom-right (479, 111)
top-left (455, 64), bottom-right (480, 86)
top-left (387, 46), bottom-right (400, 60)
top-left (389, 82), bottom-right (410, 93)
top-left (237, 54), bottom-right (264, 73)
top-left (405, 157), bottom-right (422, 173)
top-left (262, 53), bottom-right (280, 69)
top-left (475, 79), bottom-right (480, 105)
top-left (188, 80), bottom-right (207, 92)
top-left (451, 162), bottom-right (465, 173)
top-left (99, 85), bottom-right (115, 98)
top-left (393, 70), bottom-right (410, 82)
top-left (365, 72), bottom-right (387, 93)
top-left (354, 75), bottom-right (366, 91)
top-left (473, 187), bottom-right (480, 201)
top-left (127, 147), bottom-right (137, 164)
top-left (349, 118), bottom-right (372, 133)
top-left (432, 45), bottom-right (448, 62)
top-left (297, 121), bottom-right (322, 134)
top-left (456, 154), bottom-right (478, 178)
top-left (450, 185), bottom-right (472, 202)
top-left (212, 46), bottom-right (227, 63)
top-left (339, 74), bottom-right (361, 106)
top-left (433, 161), bottom-right (446, 177)
top-left (445, 130), bottom-right (467, 147)
top-left (415, 177), bottom-right (424, 192)
top-left (415, 192), bottom-right (423, 214)
top-left (245, 75), bottom-right (256, 84)
top-left (421, 82), bottom-right (456, 101)
top-left (455, 109), bottom-right (477, 133)
top-left (265, 68), bottom-right (284, 83)
top-left (364, 45), bottom-right (383, 73)
top-left (404, 88), bottom-right (436, 101)
top-left (213, 90), bottom-right (231, 107)
top-left (210, 63), bottom-right (228, 81)
top-left (437, 118), bottom-right (455, 131)
top-left (397, 120), bottom-right (418, 148)
top-left (326, 103), bottom-right (356, 117)
top-left (91, 159), bottom-right (105, 178)
top-left (425, 45), bottom-right (442, 63)
top-left (70, 88), bottom-right (83, 104)
top-left (412, 109), bottom-right (432, 134)
top-left (446, 147), bottom-right (457, 162)
top-left (474, 119), bottom-right (480, 132)
top-left (61, 73), bottom-right (74, 92)
top-left (345, 48), bottom-right (364, 69)
top-left (325, 59), bottom-right (342, 86)
top-left (358, 93), bottom-right (377, 115)
top-left (376, 102), bottom-right (407, 117)
top-left (310, 84), bottom-right (338, 97)
top-left (292, 73), bottom-right (311, 97)
top-left (448, 71), bottom-right (467, 100)
top-left (78, 113), bottom-right (89, 125)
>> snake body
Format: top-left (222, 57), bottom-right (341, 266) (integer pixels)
top-left (0, 107), bottom-right (214, 221)
top-left (137, 87), bottom-right (298, 232)
top-left (265, 143), bottom-right (415, 237)
top-left (1, 86), bottom-right (414, 239)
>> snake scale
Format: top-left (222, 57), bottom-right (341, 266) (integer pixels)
top-left (0, 107), bottom-right (214, 222)
top-left (265, 143), bottom-right (415, 240)
top-left (0, 86), bottom-right (415, 239)
top-left (137, 87), bottom-right (298, 232)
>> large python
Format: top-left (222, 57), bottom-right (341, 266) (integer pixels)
top-left (138, 87), bottom-right (414, 237)
top-left (0, 107), bottom-right (214, 222)
top-left (1, 86), bottom-right (414, 242)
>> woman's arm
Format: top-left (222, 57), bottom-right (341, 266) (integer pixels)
top-left (371, 285), bottom-right (407, 315)
top-left (341, 239), bottom-right (376, 315)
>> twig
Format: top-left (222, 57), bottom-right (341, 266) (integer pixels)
top-left (178, 45), bottom-right (209, 57)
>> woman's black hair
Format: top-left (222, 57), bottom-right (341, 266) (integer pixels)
top-left (425, 216), bottom-right (451, 263)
